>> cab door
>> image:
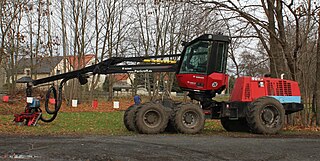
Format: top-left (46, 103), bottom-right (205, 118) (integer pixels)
top-left (176, 41), bottom-right (210, 90)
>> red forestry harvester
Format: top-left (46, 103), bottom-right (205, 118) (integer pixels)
top-left (14, 34), bottom-right (303, 134)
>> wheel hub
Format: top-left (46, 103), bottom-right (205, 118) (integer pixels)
top-left (262, 109), bottom-right (274, 123)
top-left (146, 113), bottom-right (157, 123)
top-left (183, 111), bottom-right (198, 127)
top-left (143, 110), bottom-right (161, 128)
top-left (184, 113), bottom-right (194, 124)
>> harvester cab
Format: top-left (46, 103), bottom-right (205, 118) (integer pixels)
top-left (176, 34), bottom-right (229, 103)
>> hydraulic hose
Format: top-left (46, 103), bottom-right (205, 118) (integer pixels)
top-left (44, 86), bottom-right (57, 114)
top-left (40, 78), bottom-right (68, 122)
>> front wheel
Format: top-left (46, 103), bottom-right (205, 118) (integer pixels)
top-left (246, 97), bottom-right (285, 134)
top-left (123, 105), bottom-right (138, 131)
top-left (135, 103), bottom-right (169, 134)
top-left (171, 103), bottom-right (205, 134)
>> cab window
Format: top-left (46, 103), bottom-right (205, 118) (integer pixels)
top-left (179, 41), bottom-right (210, 74)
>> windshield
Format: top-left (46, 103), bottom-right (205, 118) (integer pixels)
top-left (179, 41), bottom-right (210, 74)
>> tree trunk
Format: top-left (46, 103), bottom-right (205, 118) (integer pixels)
top-left (107, 74), bottom-right (114, 101)
top-left (263, 0), bottom-right (287, 78)
top-left (60, 0), bottom-right (67, 74)
top-left (315, 12), bottom-right (320, 126)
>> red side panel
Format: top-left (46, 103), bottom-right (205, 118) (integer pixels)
top-left (230, 77), bottom-right (255, 102)
top-left (206, 73), bottom-right (229, 91)
top-left (176, 74), bottom-right (207, 90)
top-left (176, 73), bottom-right (228, 91)
top-left (230, 76), bottom-right (301, 102)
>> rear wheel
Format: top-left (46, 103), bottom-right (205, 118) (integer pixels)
top-left (220, 118), bottom-right (249, 132)
top-left (135, 102), bottom-right (169, 134)
top-left (123, 105), bottom-right (138, 131)
top-left (246, 97), bottom-right (285, 134)
top-left (172, 103), bottom-right (205, 134)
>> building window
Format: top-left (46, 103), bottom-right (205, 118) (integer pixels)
top-left (56, 69), bottom-right (61, 75)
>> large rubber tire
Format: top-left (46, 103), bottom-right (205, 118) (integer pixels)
top-left (123, 105), bottom-right (138, 131)
top-left (246, 97), bottom-right (285, 134)
top-left (172, 103), bottom-right (205, 134)
top-left (220, 118), bottom-right (249, 132)
top-left (135, 102), bottom-right (169, 134)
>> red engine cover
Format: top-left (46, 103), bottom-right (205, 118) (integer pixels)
top-left (176, 73), bottom-right (228, 91)
top-left (230, 76), bottom-right (301, 102)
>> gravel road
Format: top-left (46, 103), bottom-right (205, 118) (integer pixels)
top-left (1, 135), bottom-right (320, 161)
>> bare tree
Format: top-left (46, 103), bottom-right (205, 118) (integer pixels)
top-left (60, 0), bottom-right (67, 73)
top-left (314, 11), bottom-right (320, 126)
top-left (0, 0), bottom-right (27, 93)
top-left (237, 50), bottom-right (269, 77)
top-left (198, 0), bottom-right (317, 80)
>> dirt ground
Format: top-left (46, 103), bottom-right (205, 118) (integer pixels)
top-left (1, 134), bottom-right (320, 161)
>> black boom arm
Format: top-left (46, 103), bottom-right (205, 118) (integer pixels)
top-left (32, 55), bottom-right (180, 86)
top-left (14, 54), bottom-right (180, 123)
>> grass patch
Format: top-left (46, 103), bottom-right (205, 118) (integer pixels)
top-left (212, 94), bottom-right (229, 102)
top-left (1, 111), bottom-right (320, 137)
top-left (0, 112), bottom-right (133, 136)
top-left (0, 112), bottom-right (226, 136)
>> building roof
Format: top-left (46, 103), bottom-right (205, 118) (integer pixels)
top-left (114, 74), bottom-right (129, 81)
top-left (17, 56), bottom-right (64, 74)
top-left (68, 54), bottom-right (95, 69)
top-left (113, 74), bottom-right (131, 89)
